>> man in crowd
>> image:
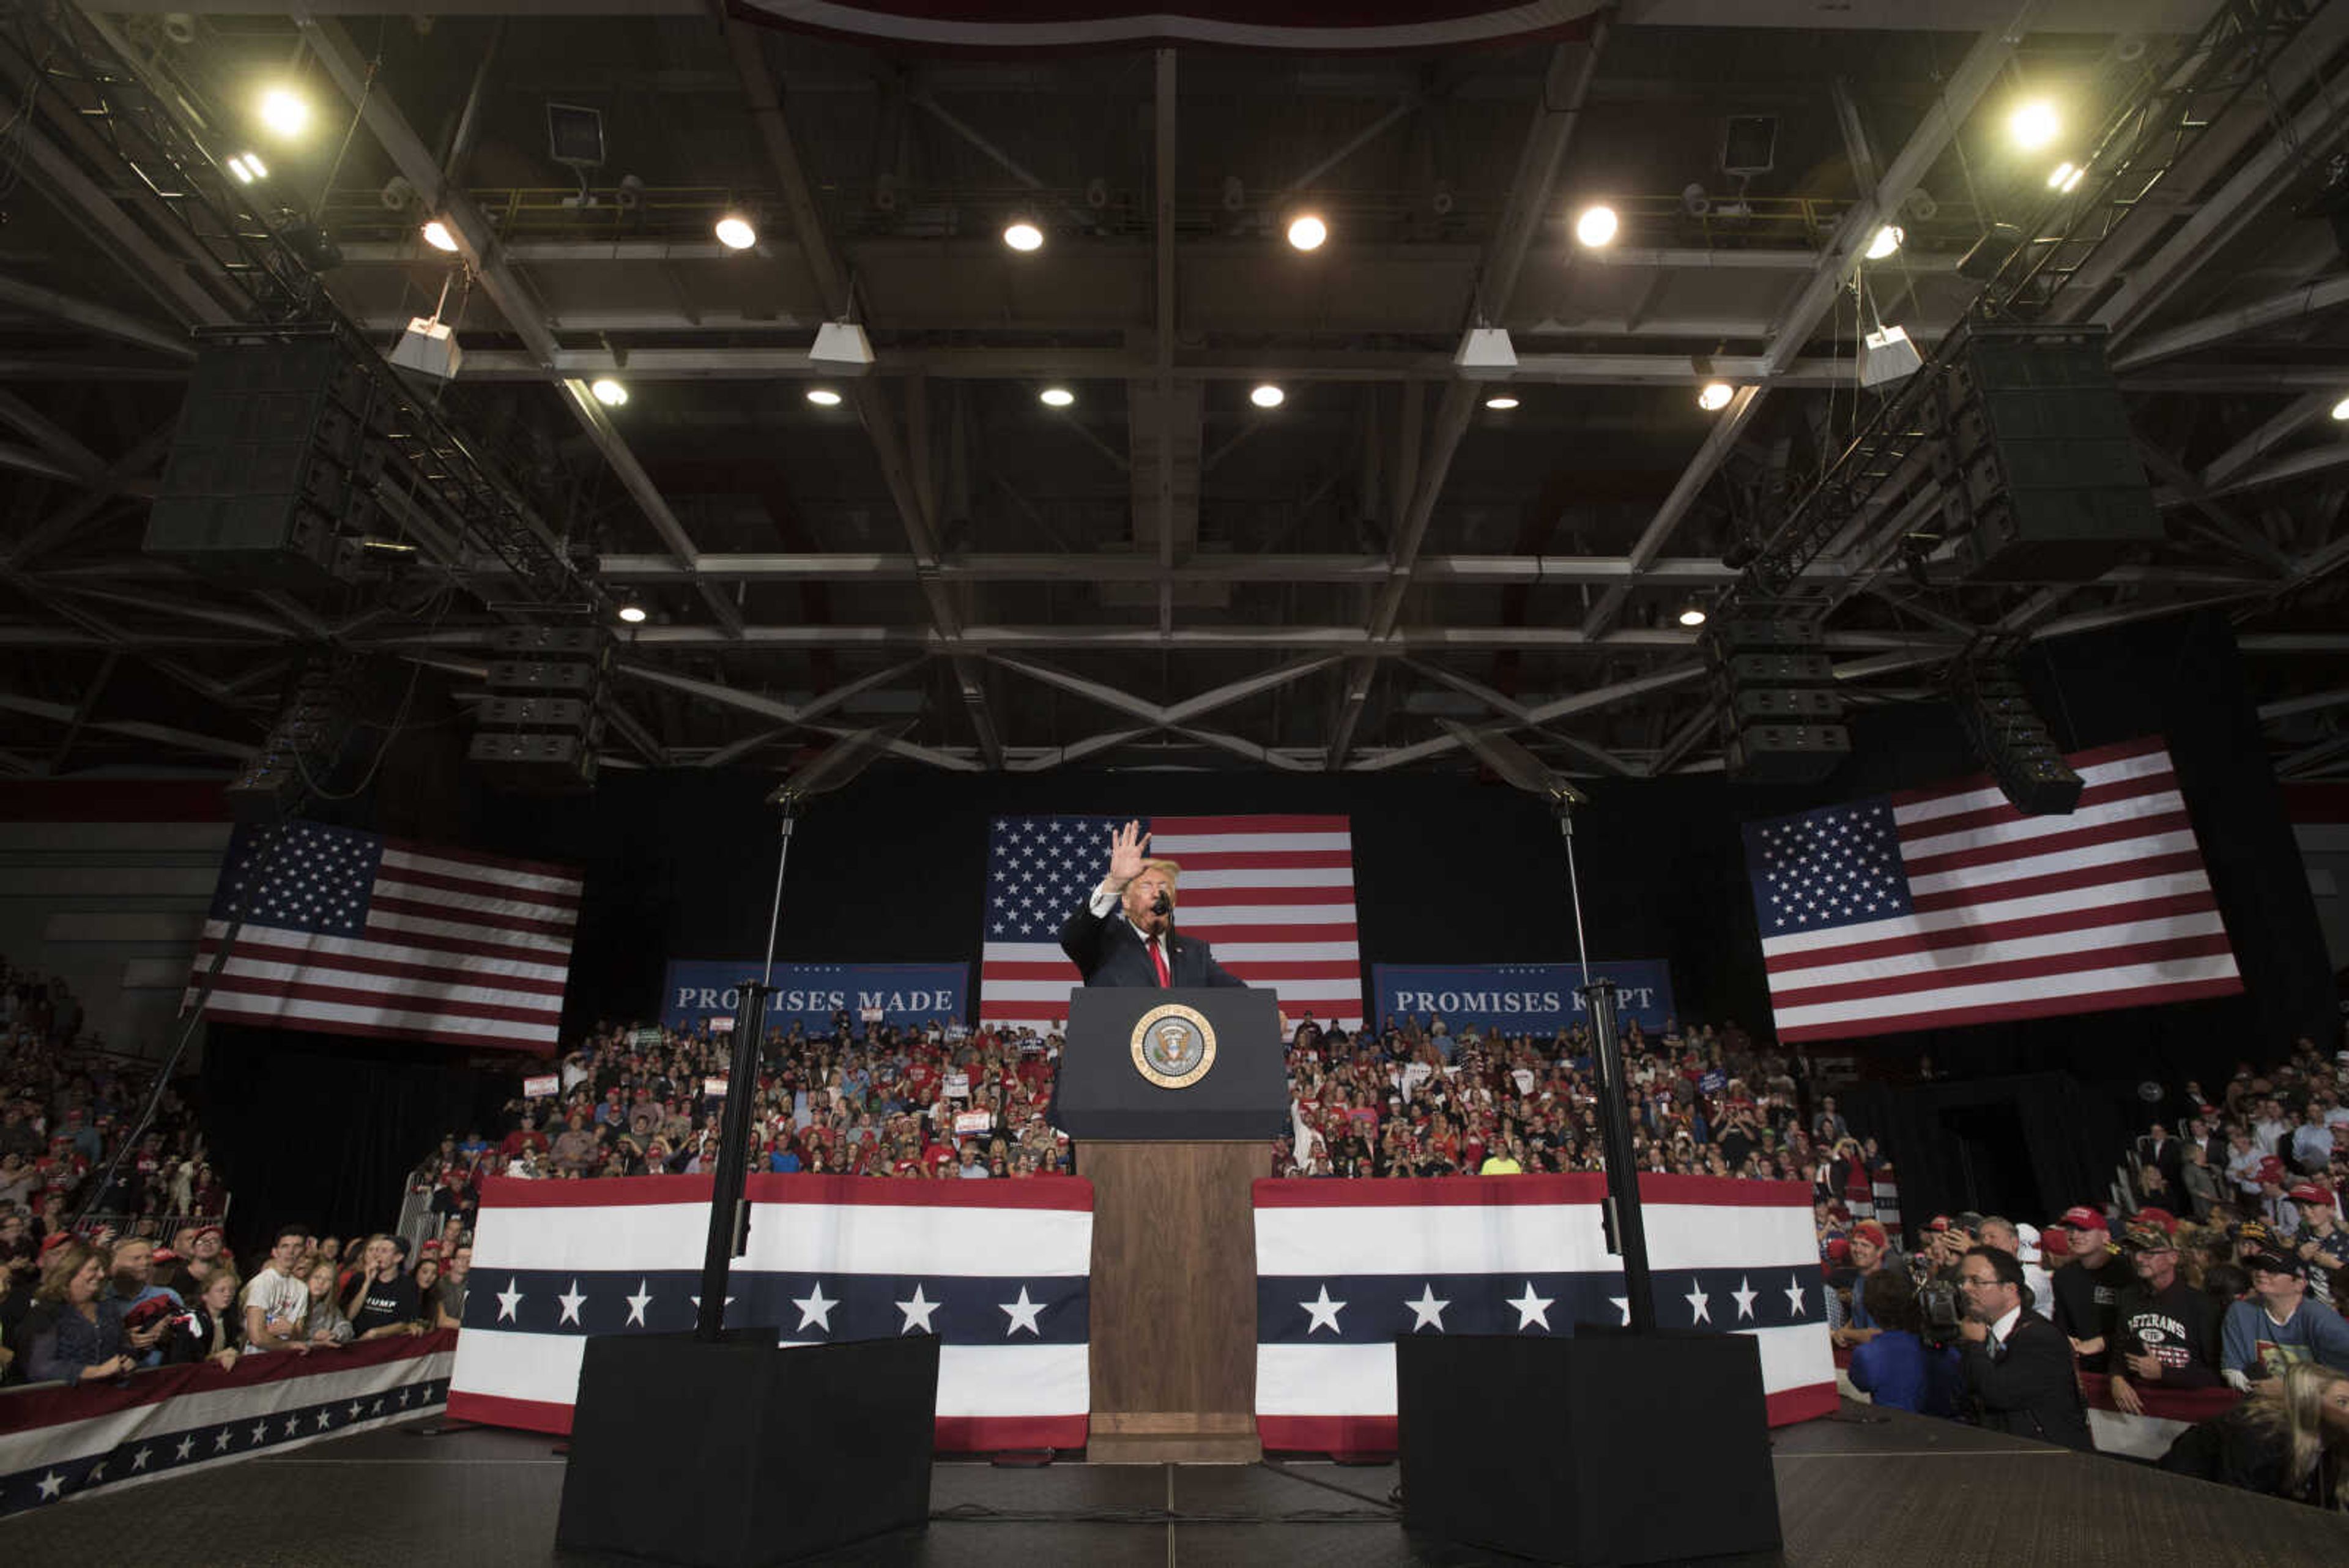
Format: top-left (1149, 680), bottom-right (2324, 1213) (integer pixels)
top-left (2104, 1220), bottom-right (2223, 1415)
top-left (432, 1243), bottom-right (471, 1329)
top-left (346, 1234), bottom-right (426, 1340)
top-left (160, 1224), bottom-right (224, 1299)
top-left (2291, 1101), bottom-right (2337, 1175)
top-left (2049, 1206), bottom-right (2129, 1360)
top-left (1978, 1216), bottom-right (2054, 1321)
top-left (103, 1236), bottom-right (182, 1368)
top-left (2290, 1184), bottom-right (2345, 1307)
top-left (1954, 1245), bottom-right (2094, 1451)
top-left (243, 1223), bottom-right (315, 1354)
top-left (2221, 1250), bottom-right (2349, 1387)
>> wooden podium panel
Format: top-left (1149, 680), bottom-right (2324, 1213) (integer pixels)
top-left (1079, 1140), bottom-right (1269, 1463)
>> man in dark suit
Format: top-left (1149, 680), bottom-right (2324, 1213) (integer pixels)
top-left (1955, 1245), bottom-right (2094, 1451)
top-left (1058, 819), bottom-right (1246, 991)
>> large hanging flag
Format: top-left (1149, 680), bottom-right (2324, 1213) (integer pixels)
top-left (447, 1175), bottom-right (1095, 1451)
top-left (978, 814), bottom-right (1363, 1032)
top-left (187, 820), bottom-right (579, 1053)
top-left (1744, 738), bottom-right (2240, 1044)
top-left (1252, 1173), bottom-right (1835, 1451)
top-left (735, 1), bottom-right (1602, 52)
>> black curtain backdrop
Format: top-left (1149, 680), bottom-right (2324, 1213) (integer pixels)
top-left (213, 611), bottom-right (2329, 1236)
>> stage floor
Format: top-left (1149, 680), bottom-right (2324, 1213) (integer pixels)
top-left (6, 1402), bottom-right (2346, 1566)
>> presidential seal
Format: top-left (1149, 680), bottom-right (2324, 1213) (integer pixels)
top-left (1129, 1002), bottom-right (1216, 1089)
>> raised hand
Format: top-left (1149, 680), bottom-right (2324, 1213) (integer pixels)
top-left (1106, 819), bottom-right (1151, 888)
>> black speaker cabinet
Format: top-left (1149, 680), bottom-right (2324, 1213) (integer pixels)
top-left (1398, 1329), bottom-right (1781, 1566)
top-left (556, 1331), bottom-right (938, 1567)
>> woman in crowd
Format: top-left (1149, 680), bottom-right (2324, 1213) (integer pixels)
top-left (163, 1268), bottom-right (242, 1370)
top-left (301, 1252), bottom-right (355, 1347)
top-left (2159, 1361), bottom-right (2349, 1508)
top-left (412, 1255), bottom-right (443, 1309)
top-left (19, 1238), bottom-right (136, 1384)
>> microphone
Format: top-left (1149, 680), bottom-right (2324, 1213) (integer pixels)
top-left (1151, 890), bottom-right (1171, 917)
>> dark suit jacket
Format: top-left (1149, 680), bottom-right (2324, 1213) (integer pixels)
top-left (1058, 899), bottom-right (1245, 990)
top-left (1960, 1310), bottom-right (2095, 1451)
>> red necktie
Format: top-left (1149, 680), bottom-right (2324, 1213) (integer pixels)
top-left (1148, 935), bottom-right (1170, 988)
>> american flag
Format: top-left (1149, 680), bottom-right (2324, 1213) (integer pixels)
top-left (1745, 737), bottom-right (2241, 1044)
top-left (187, 820), bottom-right (579, 1053)
top-left (977, 814), bottom-right (1363, 1031)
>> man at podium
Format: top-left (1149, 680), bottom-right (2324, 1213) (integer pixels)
top-left (1060, 820), bottom-right (1247, 990)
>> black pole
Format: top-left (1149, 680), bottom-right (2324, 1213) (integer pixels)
top-left (694, 979), bottom-right (771, 1342)
top-left (1584, 983), bottom-right (1660, 1334)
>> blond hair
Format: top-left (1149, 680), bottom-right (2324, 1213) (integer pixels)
top-left (2238, 1362), bottom-right (2349, 1501)
top-left (1138, 858), bottom-right (1181, 882)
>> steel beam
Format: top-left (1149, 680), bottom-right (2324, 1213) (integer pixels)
top-left (0, 275), bottom-right (195, 360)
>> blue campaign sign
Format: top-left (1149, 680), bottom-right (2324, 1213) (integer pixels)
top-left (659, 960), bottom-right (970, 1034)
top-left (1371, 960), bottom-right (1679, 1037)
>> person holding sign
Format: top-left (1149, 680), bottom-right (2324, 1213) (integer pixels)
top-left (1059, 820), bottom-right (1247, 991)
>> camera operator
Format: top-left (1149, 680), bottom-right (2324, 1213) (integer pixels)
top-left (1955, 1245), bottom-right (2094, 1451)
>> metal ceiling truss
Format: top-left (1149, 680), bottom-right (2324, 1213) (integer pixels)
top-left (2, 5), bottom-right (2345, 781)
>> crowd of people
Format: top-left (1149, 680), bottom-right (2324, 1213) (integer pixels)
top-left (399, 1008), bottom-right (1891, 1202)
top-left (1814, 1032), bottom-right (2349, 1512)
top-left (9, 941), bottom-right (2349, 1514)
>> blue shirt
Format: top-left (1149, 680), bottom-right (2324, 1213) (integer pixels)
top-left (1849, 1329), bottom-right (1961, 1416)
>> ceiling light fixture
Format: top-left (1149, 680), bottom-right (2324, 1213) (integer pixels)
top-left (1677, 599), bottom-right (1709, 628)
top-left (1250, 384), bottom-right (1285, 409)
top-left (2333, 394), bottom-right (2349, 422)
top-left (1003, 220), bottom-right (1044, 251)
top-left (616, 601), bottom-right (648, 625)
top-left (1573, 204), bottom-right (1619, 248)
top-left (806, 387), bottom-right (843, 407)
top-left (2050, 162), bottom-right (2085, 194)
top-left (2008, 100), bottom-right (2060, 152)
top-left (421, 219), bottom-right (458, 253)
top-left (1286, 213), bottom-right (1327, 251)
top-left (714, 214), bottom-right (757, 250)
top-left (1484, 395), bottom-right (1520, 411)
top-left (1697, 381), bottom-right (1734, 411)
top-left (225, 152), bottom-right (267, 185)
top-left (589, 377), bottom-right (628, 407)
top-left (1039, 386), bottom-right (1075, 407)
top-left (257, 86), bottom-right (310, 138)
top-left (1865, 223), bottom-right (1903, 261)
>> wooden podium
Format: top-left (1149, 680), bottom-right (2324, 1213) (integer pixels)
top-left (1059, 987), bottom-right (1285, 1465)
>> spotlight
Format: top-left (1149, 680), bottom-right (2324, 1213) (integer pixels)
top-left (1484, 395), bottom-right (1520, 411)
top-left (225, 152), bottom-right (267, 184)
top-left (1250, 384), bottom-right (1285, 409)
top-left (806, 387), bottom-right (843, 407)
top-left (1003, 220), bottom-right (1044, 252)
top-left (257, 86), bottom-right (310, 138)
top-left (1697, 381), bottom-right (1734, 411)
top-left (616, 601), bottom-right (648, 625)
top-left (1286, 213), bottom-right (1328, 251)
top-left (2332, 394), bottom-right (2349, 422)
top-left (1865, 224), bottom-right (1902, 261)
top-left (1039, 386), bottom-right (1075, 408)
top-left (590, 377), bottom-right (628, 407)
top-left (421, 219), bottom-right (458, 253)
top-left (714, 214), bottom-right (757, 250)
top-left (1677, 600), bottom-right (1709, 628)
top-left (1573, 204), bottom-right (1619, 248)
top-left (2008, 100), bottom-right (2059, 152)
top-left (2049, 162), bottom-right (2085, 195)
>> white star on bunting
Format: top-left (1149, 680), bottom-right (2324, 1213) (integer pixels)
top-left (1731, 1277), bottom-right (1759, 1321)
top-left (1685, 1285), bottom-right (1712, 1325)
top-left (1403, 1284), bottom-right (1449, 1332)
top-left (792, 1284), bottom-right (837, 1332)
top-left (557, 1280), bottom-right (587, 1326)
top-left (1784, 1275), bottom-right (1808, 1316)
top-left (896, 1285), bottom-right (940, 1334)
top-left (999, 1287), bottom-right (1045, 1337)
top-left (1300, 1285), bottom-right (1348, 1335)
top-left (1608, 1296), bottom-right (1631, 1326)
top-left (175, 1436), bottom-right (196, 1462)
top-left (495, 1279), bottom-right (524, 1322)
top-left (625, 1280), bottom-right (653, 1328)
top-left (131, 1448), bottom-right (152, 1472)
top-left (1505, 1281), bottom-right (1554, 1331)
top-left (35, 1471), bottom-right (63, 1501)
